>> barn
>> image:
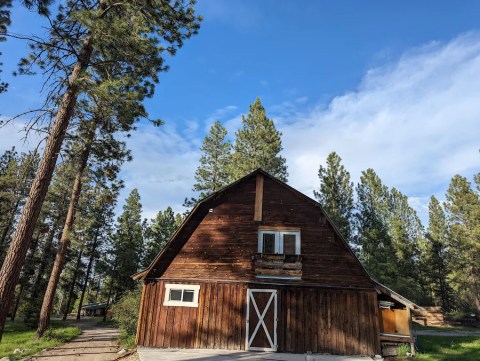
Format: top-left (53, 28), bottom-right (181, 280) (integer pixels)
top-left (133, 169), bottom-right (417, 356)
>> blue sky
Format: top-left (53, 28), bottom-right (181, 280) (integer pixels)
top-left (1, 1), bottom-right (480, 224)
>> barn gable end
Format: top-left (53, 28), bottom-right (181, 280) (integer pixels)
top-left (142, 169), bottom-right (373, 289)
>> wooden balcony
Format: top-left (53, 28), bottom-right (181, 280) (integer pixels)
top-left (253, 253), bottom-right (302, 279)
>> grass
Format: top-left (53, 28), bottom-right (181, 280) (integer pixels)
top-left (394, 335), bottom-right (480, 361)
top-left (0, 320), bottom-right (81, 360)
top-left (117, 330), bottom-right (136, 349)
top-left (413, 324), bottom-right (479, 332)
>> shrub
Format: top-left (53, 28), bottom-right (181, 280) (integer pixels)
top-left (111, 287), bottom-right (142, 337)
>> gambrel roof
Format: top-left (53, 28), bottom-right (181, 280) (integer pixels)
top-left (133, 168), bottom-right (372, 282)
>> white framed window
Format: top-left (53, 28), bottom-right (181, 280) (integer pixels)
top-left (258, 230), bottom-right (301, 255)
top-left (163, 284), bottom-right (200, 307)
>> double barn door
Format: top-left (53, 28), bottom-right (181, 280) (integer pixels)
top-left (246, 289), bottom-right (277, 351)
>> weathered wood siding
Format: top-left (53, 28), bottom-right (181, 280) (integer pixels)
top-left (136, 280), bottom-right (380, 355)
top-left (155, 176), bottom-right (372, 289)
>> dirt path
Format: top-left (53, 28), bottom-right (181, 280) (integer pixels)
top-left (24, 318), bottom-right (121, 361)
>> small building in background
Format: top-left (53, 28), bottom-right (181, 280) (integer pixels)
top-left (81, 302), bottom-right (108, 317)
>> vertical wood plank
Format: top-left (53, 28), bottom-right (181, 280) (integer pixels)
top-left (240, 286), bottom-right (246, 350)
top-left (312, 289), bottom-right (318, 353)
top-left (143, 283), bottom-right (154, 347)
top-left (148, 282), bottom-right (160, 346)
top-left (304, 288), bottom-right (311, 352)
top-left (194, 283), bottom-right (205, 348)
top-left (215, 284), bottom-right (224, 349)
top-left (202, 283), bottom-right (212, 349)
top-left (254, 173), bottom-right (264, 221)
top-left (207, 284), bottom-right (217, 348)
top-left (155, 281), bottom-right (167, 347)
top-left (135, 283), bottom-right (147, 346)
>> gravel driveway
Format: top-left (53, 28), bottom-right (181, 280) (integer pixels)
top-left (24, 318), bottom-right (120, 361)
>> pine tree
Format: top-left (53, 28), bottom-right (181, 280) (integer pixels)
top-left (387, 188), bottom-right (427, 302)
top-left (193, 121), bottom-right (231, 199)
top-left (111, 189), bottom-right (144, 300)
top-left (423, 195), bottom-right (452, 311)
top-left (143, 207), bottom-right (183, 267)
top-left (21, 161), bottom-right (75, 325)
top-left (0, 149), bottom-right (39, 257)
top-left (0, 0), bottom-right (12, 93)
top-left (230, 98), bottom-right (288, 181)
top-left (445, 175), bottom-right (480, 314)
top-left (314, 152), bottom-right (354, 241)
top-left (0, 1), bottom-right (201, 339)
top-left (354, 169), bottom-right (397, 285)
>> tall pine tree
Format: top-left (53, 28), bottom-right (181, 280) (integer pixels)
top-left (0, 1), bottom-right (201, 339)
top-left (445, 175), bottom-right (480, 313)
top-left (230, 98), bottom-right (288, 181)
top-left (143, 207), bottom-right (183, 267)
top-left (314, 152), bottom-right (354, 241)
top-left (423, 195), bottom-right (452, 311)
top-left (193, 121), bottom-right (231, 199)
top-left (354, 169), bottom-right (397, 285)
top-left (111, 189), bottom-right (144, 300)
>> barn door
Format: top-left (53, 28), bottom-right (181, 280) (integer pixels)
top-left (246, 289), bottom-right (277, 351)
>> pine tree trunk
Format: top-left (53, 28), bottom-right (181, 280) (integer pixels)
top-left (0, 38), bottom-right (93, 342)
top-left (36, 139), bottom-right (93, 337)
top-left (62, 246), bottom-right (84, 321)
top-left (24, 224), bottom-right (60, 323)
top-left (76, 228), bottom-right (99, 320)
top-left (10, 283), bottom-right (24, 322)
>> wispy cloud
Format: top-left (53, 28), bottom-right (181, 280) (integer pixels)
top-left (279, 33), bottom-right (480, 223)
top-left (0, 120), bottom-right (45, 154)
top-left (120, 124), bottom-right (200, 219)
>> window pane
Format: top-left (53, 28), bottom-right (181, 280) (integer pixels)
top-left (283, 234), bottom-right (297, 255)
top-left (183, 290), bottom-right (195, 302)
top-left (169, 289), bottom-right (182, 301)
top-left (263, 233), bottom-right (276, 254)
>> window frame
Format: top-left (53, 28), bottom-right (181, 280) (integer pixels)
top-left (163, 284), bottom-right (200, 307)
top-left (258, 230), bottom-right (301, 255)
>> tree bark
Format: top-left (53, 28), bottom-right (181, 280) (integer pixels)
top-left (0, 37), bottom-right (93, 342)
top-left (76, 227), bottom-right (99, 320)
top-left (36, 132), bottom-right (94, 337)
top-left (24, 224), bottom-right (61, 323)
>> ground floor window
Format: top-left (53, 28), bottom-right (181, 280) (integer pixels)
top-left (163, 284), bottom-right (200, 307)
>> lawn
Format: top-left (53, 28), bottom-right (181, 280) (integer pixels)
top-left (0, 320), bottom-right (81, 360)
top-left (394, 335), bottom-right (480, 361)
top-left (413, 324), bottom-right (480, 332)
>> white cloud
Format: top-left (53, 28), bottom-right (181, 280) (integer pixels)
top-left (119, 123), bottom-right (200, 220)
top-left (0, 120), bottom-right (45, 154)
top-left (279, 33), bottom-right (480, 224)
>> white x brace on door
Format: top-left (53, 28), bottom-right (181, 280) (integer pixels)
top-left (246, 289), bottom-right (277, 351)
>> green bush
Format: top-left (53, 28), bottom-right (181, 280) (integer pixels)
top-left (111, 287), bottom-right (142, 337)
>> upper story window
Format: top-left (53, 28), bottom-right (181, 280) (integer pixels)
top-left (163, 284), bottom-right (200, 307)
top-left (258, 230), bottom-right (301, 255)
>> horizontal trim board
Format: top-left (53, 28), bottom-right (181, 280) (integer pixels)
top-left (145, 277), bottom-right (376, 291)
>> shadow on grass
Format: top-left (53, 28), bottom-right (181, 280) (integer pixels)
top-left (0, 320), bottom-right (81, 360)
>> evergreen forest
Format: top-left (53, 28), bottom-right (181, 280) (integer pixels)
top-left (0, 0), bottom-right (478, 350)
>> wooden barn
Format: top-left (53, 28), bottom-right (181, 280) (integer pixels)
top-left (133, 169), bottom-right (416, 356)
